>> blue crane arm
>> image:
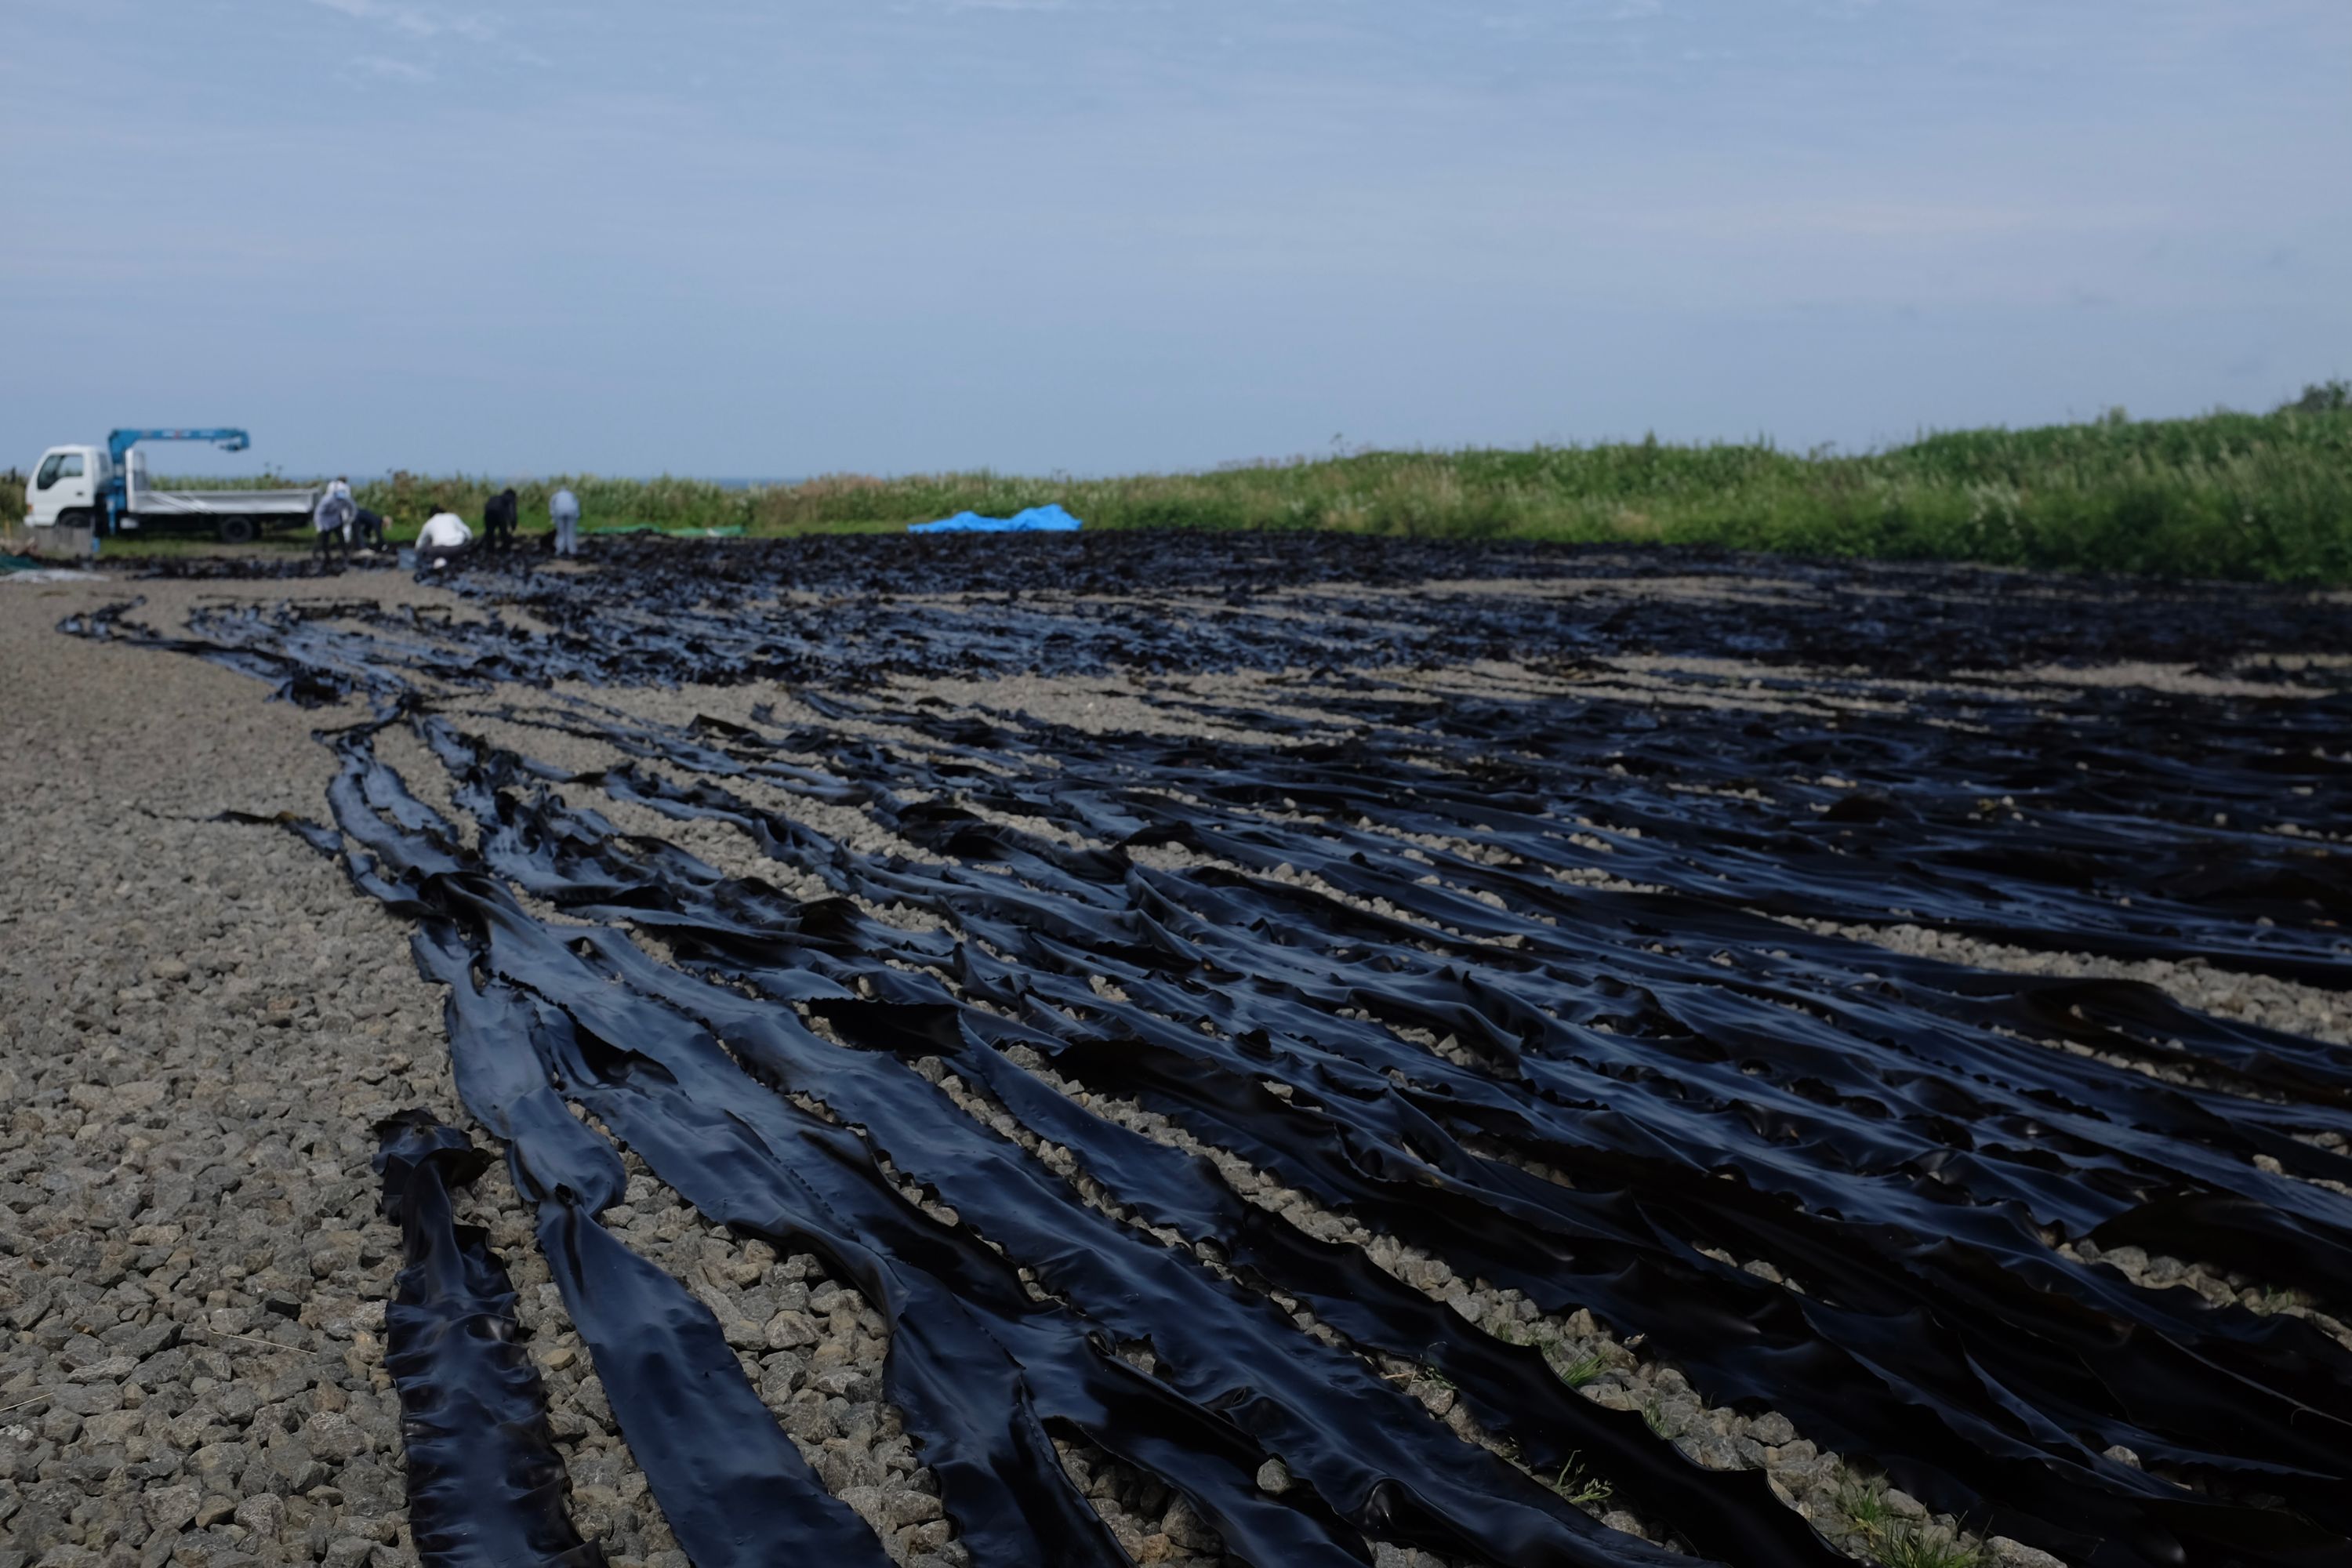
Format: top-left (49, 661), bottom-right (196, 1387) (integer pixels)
top-left (107, 428), bottom-right (251, 464)
top-left (93, 428), bottom-right (256, 537)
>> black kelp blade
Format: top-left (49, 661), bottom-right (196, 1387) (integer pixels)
top-left (374, 1109), bottom-right (608, 1568)
top-left (405, 930), bottom-right (902, 1568)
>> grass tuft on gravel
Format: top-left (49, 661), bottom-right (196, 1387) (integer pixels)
top-left (1551, 1452), bottom-right (1616, 1510)
top-left (1838, 1484), bottom-right (1990, 1568)
top-left (1873, 1519), bottom-right (1989, 1568)
top-left (1840, 1484), bottom-right (1897, 1534)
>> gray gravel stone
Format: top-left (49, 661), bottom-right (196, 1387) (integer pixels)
top-left (1882, 1487), bottom-right (1929, 1519)
top-left (0, 579), bottom-right (492, 1567)
top-left (1993, 1535), bottom-right (2072, 1568)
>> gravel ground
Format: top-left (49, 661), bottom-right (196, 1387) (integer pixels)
top-left (0, 579), bottom-right (972, 1568)
top-left (4, 564), bottom-right (2344, 1568)
top-left (2, 579), bottom-right (452, 1567)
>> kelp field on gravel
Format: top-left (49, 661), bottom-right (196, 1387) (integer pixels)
top-left (63, 532), bottom-right (2352, 1568)
top-left (132, 391), bottom-right (2352, 583)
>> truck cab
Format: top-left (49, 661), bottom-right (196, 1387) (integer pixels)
top-left (23, 431), bottom-right (314, 541)
top-left (26, 445), bottom-right (114, 528)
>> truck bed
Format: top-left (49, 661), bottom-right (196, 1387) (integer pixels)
top-left (128, 487), bottom-right (318, 517)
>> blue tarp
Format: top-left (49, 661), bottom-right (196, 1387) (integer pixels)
top-left (909, 503), bottom-right (1083, 535)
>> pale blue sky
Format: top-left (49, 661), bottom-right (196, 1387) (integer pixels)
top-left (3, 1), bottom-right (2346, 478)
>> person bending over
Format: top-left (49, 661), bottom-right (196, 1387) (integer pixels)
top-left (416, 509), bottom-right (474, 571)
top-left (311, 485), bottom-right (356, 570)
top-left (351, 506), bottom-right (388, 551)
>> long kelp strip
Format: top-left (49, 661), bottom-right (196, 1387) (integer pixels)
top-left (374, 1110), bottom-right (607, 1568)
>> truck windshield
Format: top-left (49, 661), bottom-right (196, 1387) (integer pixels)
top-left (35, 453), bottom-right (83, 488)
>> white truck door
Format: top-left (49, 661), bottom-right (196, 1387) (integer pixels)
top-left (27, 447), bottom-right (96, 527)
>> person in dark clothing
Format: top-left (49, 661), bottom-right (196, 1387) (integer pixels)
top-left (351, 506), bottom-right (388, 551)
top-left (484, 488), bottom-right (519, 552)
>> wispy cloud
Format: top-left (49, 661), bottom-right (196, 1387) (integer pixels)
top-left (1476, 2), bottom-right (1664, 40)
top-left (1618, 199), bottom-right (2168, 243)
top-left (304, 0), bottom-right (496, 44)
top-left (349, 53), bottom-right (434, 82)
top-left (903, 0), bottom-right (1166, 13)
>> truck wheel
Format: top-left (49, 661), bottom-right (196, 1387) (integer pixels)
top-left (216, 516), bottom-right (258, 545)
top-left (56, 508), bottom-right (95, 530)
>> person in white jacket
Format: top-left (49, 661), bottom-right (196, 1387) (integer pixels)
top-left (311, 482), bottom-right (356, 570)
top-left (548, 486), bottom-right (581, 557)
top-left (416, 509), bottom-right (473, 571)
top-left (325, 477), bottom-right (355, 540)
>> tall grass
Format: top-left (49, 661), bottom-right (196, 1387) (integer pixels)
top-left (154, 390), bottom-right (2352, 582)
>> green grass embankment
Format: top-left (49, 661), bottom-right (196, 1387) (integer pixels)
top-left (140, 387), bottom-right (2352, 582)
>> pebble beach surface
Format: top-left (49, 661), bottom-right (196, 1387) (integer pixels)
top-left (2, 578), bottom-right (453, 1567)
top-left (3, 546), bottom-right (2347, 1568)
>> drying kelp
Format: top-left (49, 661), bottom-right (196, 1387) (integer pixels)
top-left (374, 1111), bottom-right (606, 1568)
top-left (71, 535), bottom-right (2352, 1568)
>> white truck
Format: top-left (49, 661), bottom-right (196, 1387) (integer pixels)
top-left (24, 429), bottom-right (319, 544)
